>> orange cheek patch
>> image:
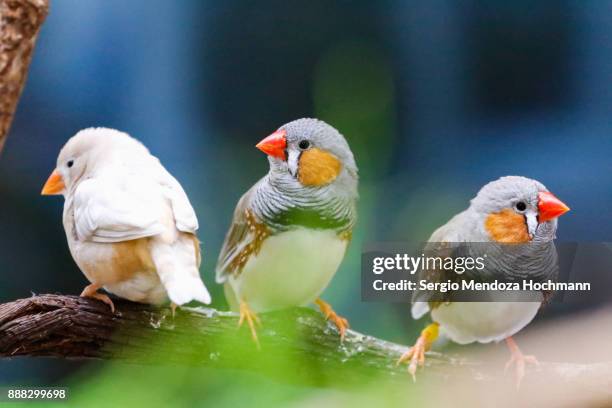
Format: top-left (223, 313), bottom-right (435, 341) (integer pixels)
top-left (485, 209), bottom-right (530, 243)
top-left (298, 148), bottom-right (342, 186)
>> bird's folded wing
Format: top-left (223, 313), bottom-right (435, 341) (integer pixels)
top-left (153, 160), bottom-right (199, 233)
top-left (73, 176), bottom-right (166, 243)
top-left (411, 211), bottom-right (471, 319)
top-left (215, 188), bottom-right (256, 283)
top-left (411, 241), bottom-right (458, 318)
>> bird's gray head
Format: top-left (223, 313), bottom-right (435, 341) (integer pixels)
top-left (41, 127), bottom-right (149, 196)
top-left (469, 176), bottom-right (570, 242)
top-left (255, 118), bottom-right (358, 197)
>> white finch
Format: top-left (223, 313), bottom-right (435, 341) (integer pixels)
top-left (400, 176), bottom-right (570, 385)
top-left (216, 118), bottom-right (358, 343)
top-left (41, 128), bottom-right (211, 312)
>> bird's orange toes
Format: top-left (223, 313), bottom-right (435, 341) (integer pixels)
top-left (315, 299), bottom-right (350, 341)
top-left (397, 322), bottom-right (439, 382)
top-left (80, 284), bottom-right (115, 313)
top-left (239, 300), bottom-right (261, 348)
top-left (397, 338), bottom-right (427, 381)
top-left (504, 337), bottom-right (540, 389)
top-left (504, 353), bottom-right (539, 388)
top-left (504, 353), bottom-right (540, 388)
top-left (328, 313), bottom-right (349, 341)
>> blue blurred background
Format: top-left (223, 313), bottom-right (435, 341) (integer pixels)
top-left (1, 0), bottom-right (611, 394)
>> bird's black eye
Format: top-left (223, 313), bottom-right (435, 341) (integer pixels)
top-left (67, 160), bottom-right (74, 168)
top-left (515, 201), bottom-right (527, 212)
top-left (298, 140), bottom-right (311, 150)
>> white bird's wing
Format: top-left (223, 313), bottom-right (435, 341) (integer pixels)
top-left (152, 160), bottom-right (199, 233)
top-left (72, 174), bottom-right (166, 243)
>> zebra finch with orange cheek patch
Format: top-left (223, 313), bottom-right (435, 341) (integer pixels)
top-left (216, 118), bottom-right (358, 345)
top-left (399, 176), bottom-right (569, 387)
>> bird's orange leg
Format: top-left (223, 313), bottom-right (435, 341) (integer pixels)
top-left (315, 298), bottom-right (349, 341)
top-left (397, 322), bottom-right (439, 381)
top-left (80, 283), bottom-right (115, 313)
top-left (239, 300), bottom-right (261, 349)
top-left (504, 337), bottom-right (539, 388)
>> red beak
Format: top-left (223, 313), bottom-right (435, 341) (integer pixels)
top-left (538, 191), bottom-right (570, 222)
top-left (256, 129), bottom-right (287, 160)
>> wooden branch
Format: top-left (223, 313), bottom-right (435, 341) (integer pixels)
top-left (0, 294), bottom-right (611, 394)
top-left (0, 0), bottom-right (48, 153)
top-left (0, 294), bottom-right (472, 385)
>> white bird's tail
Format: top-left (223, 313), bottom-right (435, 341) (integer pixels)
top-left (150, 234), bottom-right (211, 305)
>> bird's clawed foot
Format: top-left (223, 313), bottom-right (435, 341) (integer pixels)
top-left (239, 300), bottom-right (261, 348)
top-left (504, 337), bottom-right (539, 389)
top-left (315, 298), bottom-right (349, 341)
top-left (80, 283), bottom-right (115, 313)
top-left (397, 322), bottom-right (439, 381)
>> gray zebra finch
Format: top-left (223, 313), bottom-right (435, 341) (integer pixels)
top-left (400, 176), bottom-right (569, 386)
top-left (216, 118), bottom-right (358, 345)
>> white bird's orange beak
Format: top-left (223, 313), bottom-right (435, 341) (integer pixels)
top-left (538, 191), bottom-right (570, 222)
top-left (41, 169), bottom-right (65, 195)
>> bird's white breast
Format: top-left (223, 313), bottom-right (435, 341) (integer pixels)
top-left (431, 301), bottom-right (541, 344)
top-left (228, 228), bottom-right (348, 312)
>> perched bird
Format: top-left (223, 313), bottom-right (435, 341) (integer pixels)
top-left (41, 128), bottom-right (211, 312)
top-left (216, 118), bottom-right (358, 344)
top-left (399, 176), bottom-right (570, 385)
